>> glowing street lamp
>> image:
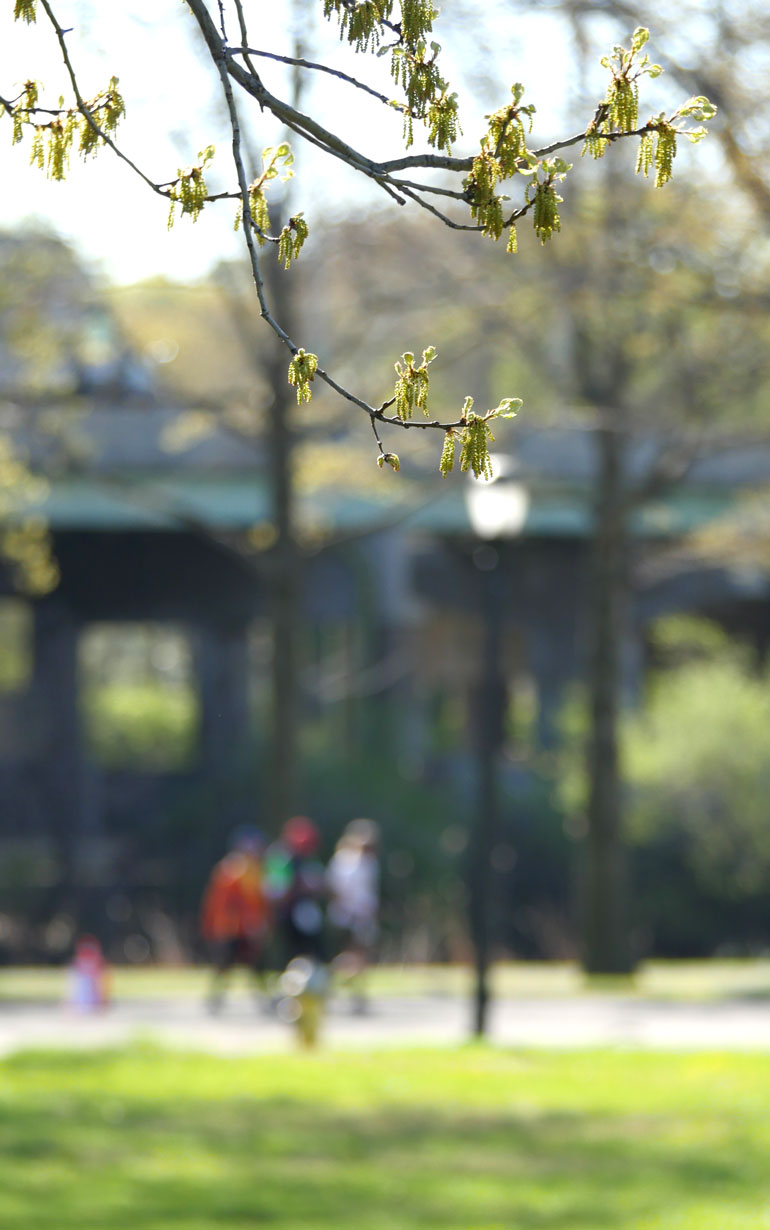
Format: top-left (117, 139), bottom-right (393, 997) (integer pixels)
top-left (464, 455), bottom-right (530, 541)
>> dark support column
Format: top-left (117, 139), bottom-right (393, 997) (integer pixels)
top-left (529, 619), bottom-right (578, 751)
top-left (30, 598), bottom-right (86, 926)
top-left (194, 619), bottom-right (254, 838)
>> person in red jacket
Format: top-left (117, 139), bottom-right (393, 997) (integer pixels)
top-left (200, 825), bottom-right (270, 1013)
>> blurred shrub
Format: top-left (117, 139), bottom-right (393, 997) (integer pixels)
top-left (0, 598), bottom-right (31, 693)
top-left (557, 616), bottom-right (770, 955)
top-left (82, 681), bottom-right (198, 770)
top-left (625, 630), bottom-right (770, 901)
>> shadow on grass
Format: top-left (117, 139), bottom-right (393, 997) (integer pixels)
top-left (0, 1068), bottom-right (767, 1229)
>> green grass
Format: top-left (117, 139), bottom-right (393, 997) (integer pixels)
top-left (1, 1046), bottom-right (770, 1229)
top-left (4, 959), bottom-right (770, 1003)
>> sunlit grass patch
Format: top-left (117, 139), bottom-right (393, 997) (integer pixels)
top-left (0, 1046), bottom-right (769, 1228)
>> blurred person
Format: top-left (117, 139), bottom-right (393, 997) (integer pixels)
top-left (264, 816), bottom-right (327, 965)
top-left (327, 818), bottom-right (380, 1013)
top-left (68, 934), bottom-right (110, 1012)
top-left (200, 824), bottom-right (270, 1014)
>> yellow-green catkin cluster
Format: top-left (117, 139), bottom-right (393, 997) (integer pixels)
top-left (584, 32), bottom-right (714, 190)
top-left (234, 144), bottom-right (294, 241)
top-left (464, 84), bottom-right (535, 249)
top-left (459, 406), bottom-right (495, 481)
top-left (167, 145), bottom-right (214, 229)
top-left (465, 150), bottom-right (505, 240)
top-left (486, 84), bottom-right (534, 176)
top-left (10, 79), bottom-right (38, 145)
top-left (439, 430), bottom-right (456, 477)
top-left (580, 24), bottom-right (706, 190)
top-left (439, 396), bottom-right (520, 479)
top-left (323, 0), bottom-right (393, 53)
top-left (606, 74), bottom-right (639, 133)
top-left (426, 90), bottom-right (459, 151)
top-left (235, 185), bottom-right (270, 240)
top-left (635, 120), bottom-right (677, 187)
top-left (581, 28), bottom-right (658, 163)
top-left (582, 124), bottom-right (607, 161)
top-left (288, 349), bottom-right (318, 404)
top-left (531, 179), bottom-right (562, 245)
top-left (323, 0), bottom-right (456, 153)
top-left (641, 94), bottom-right (714, 187)
top-left (393, 346), bottom-right (437, 420)
top-left (13, 0), bottom-right (37, 23)
top-left (277, 214), bottom-right (309, 269)
top-left (392, 42), bottom-right (447, 149)
top-left (591, 27), bottom-right (656, 148)
top-left (6, 77), bottom-right (125, 182)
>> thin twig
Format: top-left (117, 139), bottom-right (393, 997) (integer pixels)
top-left (370, 415), bottom-right (387, 459)
top-left (232, 46), bottom-right (402, 111)
top-left (38, 0), bottom-right (168, 199)
top-left (397, 183), bottom-right (482, 231)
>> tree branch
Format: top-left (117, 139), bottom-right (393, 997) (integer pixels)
top-left (38, 0), bottom-right (168, 199)
top-left (231, 45), bottom-right (404, 112)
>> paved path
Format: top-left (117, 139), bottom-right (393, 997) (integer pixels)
top-left (2, 992), bottom-right (770, 1053)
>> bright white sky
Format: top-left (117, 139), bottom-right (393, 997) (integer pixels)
top-left (0, 2), bottom-right (622, 285)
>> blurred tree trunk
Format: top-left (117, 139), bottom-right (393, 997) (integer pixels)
top-left (263, 250), bottom-right (300, 830)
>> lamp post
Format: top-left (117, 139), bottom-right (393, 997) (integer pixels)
top-left (464, 458), bottom-right (529, 1037)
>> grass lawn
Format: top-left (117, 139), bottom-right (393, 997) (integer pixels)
top-left (1, 1046), bottom-right (769, 1229)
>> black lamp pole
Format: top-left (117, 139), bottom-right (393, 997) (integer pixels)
top-left (469, 545), bottom-right (506, 1037)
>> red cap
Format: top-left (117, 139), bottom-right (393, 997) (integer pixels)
top-left (283, 815), bottom-right (320, 856)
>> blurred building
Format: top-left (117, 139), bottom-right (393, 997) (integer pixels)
top-left (3, 228), bottom-right (770, 960)
top-left (3, 370), bottom-right (770, 960)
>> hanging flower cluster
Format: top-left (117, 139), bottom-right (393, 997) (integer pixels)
top-left (3, 75), bottom-right (125, 181)
top-left (393, 345), bottom-right (437, 420)
top-left (288, 349), bottom-right (319, 404)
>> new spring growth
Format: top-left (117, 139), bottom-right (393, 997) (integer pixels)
top-left (636, 97), bottom-right (716, 188)
top-left (393, 345), bottom-right (437, 420)
top-left (464, 83), bottom-right (536, 247)
top-left (377, 452), bottom-right (400, 471)
top-left (167, 145), bottom-right (215, 229)
top-left (277, 214), bottom-right (309, 269)
top-left (440, 397), bottom-right (521, 479)
top-left (527, 159), bottom-right (570, 245)
top-left (234, 143), bottom-right (294, 241)
top-left (323, 0), bottom-right (394, 54)
top-left (6, 76), bottom-right (126, 181)
top-left (486, 83), bottom-right (535, 178)
top-left (459, 402), bottom-right (495, 481)
top-left (582, 28), bottom-right (715, 191)
top-left (392, 40), bottom-right (447, 148)
top-left (288, 349), bottom-right (318, 404)
top-left (583, 27), bottom-right (658, 159)
top-left (13, 0), bottom-right (37, 22)
top-left (324, 0), bottom-right (450, 150)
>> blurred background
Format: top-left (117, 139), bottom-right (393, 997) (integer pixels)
top-left (2, 0), bottom-right (770, 984)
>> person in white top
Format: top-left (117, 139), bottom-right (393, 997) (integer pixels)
top-left (327, 818), bottom-right (380, 1012)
